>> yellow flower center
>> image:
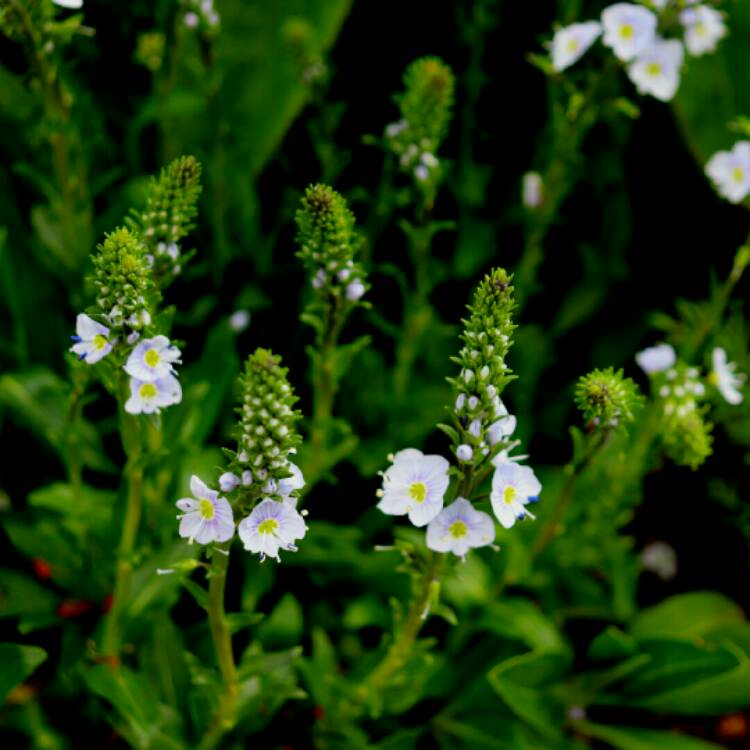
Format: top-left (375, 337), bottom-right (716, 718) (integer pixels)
top-left (145, 349), bottom-right (161, 367)
top-left (566, 38), bottom-right (580, 53)
top-left (646, 62), bottom-right (662, 77)
top-left (503, 485), bottom-right (517, 505)
top-left (93, 334), bottom-right (108, 350)
top-left (449, 520), bottom-right (468, 539)
top-left (708, 371), bottom-right (719, 386)
top-left (408, 482), bottom-right (427, 503)
top-left (139, 382), bottom-right (158, 399)
top-left (198, 498), bottom-right (215, 519)
top-left (258, 518), bottom-right (279, 535)
top-left (732, 167), bottom-right (745, 183)
top-left (695, 23), bottom-right (707, 37)
top-left (619, 23), bottom-right (634, 39)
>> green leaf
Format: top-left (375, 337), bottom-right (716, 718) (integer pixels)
top-left (0, 644), bottom-right (47, 703)
top-left (256, 593), bottom-right (304, 648)
top-left (0, 569), bottom-right (57, 621)
top-left (477, 599), bottom-right (564, 652)
top-left (575, 721), bottom-right (725, 750)
top-left (487, 650), bottom-right (571, 738)
top-left (630, 592), bottom-right (745, 640)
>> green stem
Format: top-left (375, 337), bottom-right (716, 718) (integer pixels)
top-left (531, 429), bottom-right (610, 559)
top-left (101, 459), bottom-right (143, 660)
top-left (198, 544), bottom-right (238, 750)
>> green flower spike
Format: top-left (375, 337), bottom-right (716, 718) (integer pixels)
top-left (575, 367), bottom-right (643, 432)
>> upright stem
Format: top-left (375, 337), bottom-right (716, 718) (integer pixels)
top-left (199, 543), bottom-right (238, 750)
top-left (101, 461), bottom-right (143, 660)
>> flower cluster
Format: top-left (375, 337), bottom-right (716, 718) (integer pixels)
top-left (377, 268), bottom-right (542, 559)
top-left (175, 349), bottom-right (308, 562)
top-left (68, 157), bottom-right (202, 417)
top-left (385, 56), bottom-right (455, 188)
top-left (550, 2), bottom-right (727, 101)
top-left (636, 342), bottom-right (745, 468)
top-left (574, 367), bottom-right (642, 431)
top-left (295, 184), bottom-right (367, 303)
top-left (130, 155), bottom-right (202, 282)
top-left (705, 141), bottom-right (750, 205)
top-left (182, 0), bottom-right (220, 32)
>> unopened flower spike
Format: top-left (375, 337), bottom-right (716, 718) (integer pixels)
top-left (295, 184), bottom-right (368, 303)
top-left (448, 267), bottom-right (517, 459)
top-left (385, 56), bottom-right (455, 186)
top-left (574, 367), bottom-right (643, 432)
top-left (662, 409), bottom-right (713, 470)
top-left (90, 227), bottom-right (156, 335)
top-left (130, 155), bottom-right (202, 282)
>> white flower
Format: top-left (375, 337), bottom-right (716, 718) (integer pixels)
top-left (636, 343), bottom-right (676, 374)
top-left (238, 499), bottom-right (307, 561)
top-left (705, 142), bottom-right (750, 204)
top-left (312, 269), bottom-right (327, 289)
top-left (711, 347), bottom-right (745, 405)
top-left (627, 39), bottom-right (684, 101)
top-left (125, 374), bottom-right (182, 414)
top-left (601, 3), bottom-right (658, 61)
top-left (124, 335), bottom-right (182, 381)
top-left (551, 21), bottom-right (602, 71)
top-left (640, 541), bottom-right (677, 580)
top-left (278, 463), bottom-right (305, 499)
top-left (490, 462), bottom-right (541, 529)
top-left (426, 498), bottom-right (495, 559)
top-left (69, 313), bottom-right (113, 364)
top-left (53, 0), bottom-right (83, 8)
top-left (241, 470), bottom-right (253, 486)
top-left (414, 165), bottom-right (430, 182)
top-left (176, 476), bottom-right (234, 544)
top-left (522, 171), bottom-right (544, 209)
top-left (377, 448), bottom-right (450, 527)
top-left (219, 472), bottom-right (240, 492)
top-left (346, 280), bottom-right (366, 301)
top-left (456, 444), bottom-right (473, 462)
top-left (681, 6), bottom-right (726, 57)
top-left (487, 413), bottom-right (517, 446)
top-left (228, 310), bottom-right (250, 332)
top-left (184, 11), bottom-right (199, 27)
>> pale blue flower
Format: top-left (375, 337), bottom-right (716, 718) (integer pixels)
top-left (176, 475), bottom-right (235, 544)
top-left (69, 313), bottom-right (113, 364)
top-left (426, 498), bottom-right (495, 559)
top-left (238, 499), bottom-right (307, 561)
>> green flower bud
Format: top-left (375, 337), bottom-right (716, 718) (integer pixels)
top-left (131, 155), bottom-right (202, 281)
top-left (295, 184), bottom-right (367, 302)
top-left (135, 32), bottom-right (166, 72)
top-left (386, 56), bottom-right (455, 178)
top-left (575, 367), bottom-right (642, 432)
top-left (231, 349), bottom-right (303, 491)
top-left (91, 227), bottom-right (154, 330)
top-left (449, 268), bottom-right (516, 451)
top-left (662, 410), bottom-right (713, 470)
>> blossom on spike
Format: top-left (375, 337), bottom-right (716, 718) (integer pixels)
top-left (377, 448), bottom-right (450, 527)
top-left (551, 21), bottom-right (602, 71)
top-left (426, 498), bottom-right (495, 559)
top-left (490, 462), bottom-right (541, 529)
top-left (69, 314), bottom-right (113, 364)
top-left (636, 343), bottom-right (676, 374)
top-left (124, 336), bottom-right (182, 381)
top-left (601, 3), bottom-right (658, 61)
top-left (124, 374), bottom-right (182, 415)
top-left (238, 499), bottom-right (307, 562)
top-left (681, 5), bottom-right (726, 57)
top-left (626, 38), bottom-right (684, 101)
top-left (176, 476), bottom-right (234, 544)
top-left (705, 142), bottom-right (750, 204)
top-left (711, 347), bottom-right (745, 405)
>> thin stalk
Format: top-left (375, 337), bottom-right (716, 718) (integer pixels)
top-left (198, 543), bottom-right (238, 750)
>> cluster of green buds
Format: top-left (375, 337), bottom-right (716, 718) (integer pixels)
top-left (447, 268), bottom-right (517, 466)
top-left (91, 227), bottom-right (155, 335)
top-left (130, 155), bottom-right (202, 283)
top-left (295, 183), bottom-right (368, 304)
top-left (574, 367), bottom-right (642, 433)
top-left (385, 56), bottom-right (455, 188)
top-left (654, 363), bottom-right (713, 469)
top-left (222, 349), bottom-right (304, 500)
top-left (282, 16), bottom-right (328, 88)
